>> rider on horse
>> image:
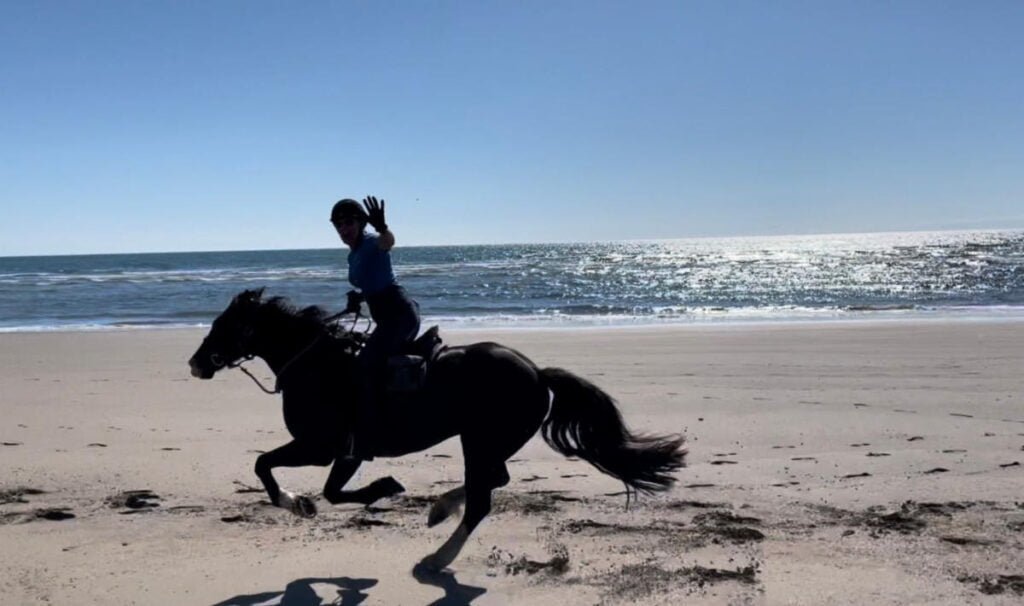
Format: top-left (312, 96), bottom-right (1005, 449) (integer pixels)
top-left (331, 196), bottom-right (421, 456)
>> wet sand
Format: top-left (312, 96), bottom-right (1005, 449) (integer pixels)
top-left (1, 320), bottom-right (1022, 604)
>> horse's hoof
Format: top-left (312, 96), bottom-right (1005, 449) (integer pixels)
top-left (294, 495), bottom-right (317, 518)
top-left (280, 491), bottom-right (318, 518)
top-left (427, 500), bottom-right (459, 528)
top-left (378, 476), bottom-right (406, 497)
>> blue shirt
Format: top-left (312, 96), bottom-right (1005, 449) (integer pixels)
top-left (347, 233), bottom-right (397, 295)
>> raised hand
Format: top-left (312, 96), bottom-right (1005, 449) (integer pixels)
top-left (362, 196), bottom-right (388, 233)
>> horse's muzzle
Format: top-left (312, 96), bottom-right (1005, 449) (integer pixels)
top-left (188, 356), bottom-right (215, 379)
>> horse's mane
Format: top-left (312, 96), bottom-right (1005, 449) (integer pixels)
top-left (261, 295), bottom-right (333, 332)
top-left (244, 291), bottom-right (362, 356)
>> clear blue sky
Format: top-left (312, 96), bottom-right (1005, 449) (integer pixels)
top-left (2, 1), bottom-right (1022, 256)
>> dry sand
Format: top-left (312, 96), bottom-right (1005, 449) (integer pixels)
top-left (1, 320), bottom-right (1022, 605)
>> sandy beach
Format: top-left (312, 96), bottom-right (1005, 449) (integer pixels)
top-left (1, 320), bottom-right (1022, 605)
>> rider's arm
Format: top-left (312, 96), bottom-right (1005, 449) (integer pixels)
top-left (377, 229), bottom-right (395, 251)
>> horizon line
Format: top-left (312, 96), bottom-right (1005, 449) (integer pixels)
top-left (2, 226), bottom-right (1022, 259)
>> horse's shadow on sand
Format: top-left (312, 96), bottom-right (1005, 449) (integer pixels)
top-left (211, 567), bottom-right (486, 606)
top-left (210, 577), bottom-right (377, 606)
top-left (413, 564), bottom-right (488, 606)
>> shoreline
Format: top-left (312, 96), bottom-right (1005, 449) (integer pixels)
top-left (3, 306), bottom-right (1024, 335)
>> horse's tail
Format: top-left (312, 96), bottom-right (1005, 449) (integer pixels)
top-left (539, 367), bottom-right (687, 495)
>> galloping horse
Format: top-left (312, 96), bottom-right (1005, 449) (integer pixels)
top-left (188, 289), bottom-right (686, 570)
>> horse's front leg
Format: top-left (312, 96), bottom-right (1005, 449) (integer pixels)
top-left (323, 458), bottom-right (406, 506)
top-left (254, 440), bottom-right (332, 518)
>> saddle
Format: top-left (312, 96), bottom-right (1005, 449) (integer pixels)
top-left (385, 325), bottom-right (445, 394)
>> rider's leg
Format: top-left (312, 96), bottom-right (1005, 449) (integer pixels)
top-left (347, 291), bottom-right (420, 458)
top-left (348, 328), bottom-right (387, 458)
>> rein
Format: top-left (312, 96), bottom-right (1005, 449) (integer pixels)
top-left (228, 310), bottom-right (369, 396)
top-left (229, 356), bottom-right (281, 395)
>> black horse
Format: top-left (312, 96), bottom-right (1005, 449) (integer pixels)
top-left (188, 288), bottom-right (686, 570)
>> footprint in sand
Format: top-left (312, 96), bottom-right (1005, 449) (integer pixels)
top-left (684, 483), bottom-right (716, 489)
top-left (942, 449), bottom-right (967, 454)
top-left (346, 516), bottom-right (392, 529)
top-left (693, 510), bottom-right (762, 526)
top-left (487, 547), bottom-right (570, 576)
top-left (851, 443), bottom-right (870, 447)
top-left (35, 508), bottom-right (75, 521)
top-left (999, 461), bottom-right (1020, 468)
top-left (108, 490), bottom-right (161, 512)
top-left (923, 467), bottom-right (950, 474)
top-left (0, 487), bottom-right (46, 505)
top-left (159, 447), bottom-right (180, 451)
top-left (941, 535), bottom-right (993, 546)
top-left (665, 500), bottom-right (729, 510)
top-left (866, 452), bottom-right (891, 457)
top-left (791, 457), bottom-right (817, 461)
top-left (893, 409), bottom-right (917, 414)
top-left (710, 460), bottom-right (738, 465)
top-left (907, 436), bottom-right (924, 442)
top-left (950, 413), bottom-right (974, 418)
top-left (430, 454), bottom-right (452, 459)
top-left (520, 475), bottom-right (548, 483)
top-left (232, 481), bottom-right (263, 494)
top-left (840, 472), bottom-right (871, 479)
top-left (524, 489), bottom-right (581, 503)
top-left (2, 442), bottom-right (22, 447)
top-left (167, 505), bottom-right (205, 514)
top-left (692, 511), bottom-right (765, 543)
top-left (87, 443), bottom-right (107, 448)
top-left (956, 574), bottom-right (1024, 596)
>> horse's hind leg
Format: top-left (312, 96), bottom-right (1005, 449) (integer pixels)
top-left (419, 456), bottom-right (511, 571)
top-left (426, 459), bottom-right (513, 527)
top-left (427, 486), bottom-right (466, 527)
top-left (419, 481), bottom-right (494, 571)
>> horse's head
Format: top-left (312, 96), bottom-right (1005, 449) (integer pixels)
top-left (189, 288), bottom-right (265, 379)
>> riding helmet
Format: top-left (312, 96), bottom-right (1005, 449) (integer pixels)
top-left (330, 199), bottom-right (368, 224)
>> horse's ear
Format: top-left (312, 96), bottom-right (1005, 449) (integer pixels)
top-left (235, 288), bottom-right (265, 306)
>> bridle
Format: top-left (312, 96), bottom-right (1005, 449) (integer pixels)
top-left (218, 309), bottom-right (371, 396)
top-left (227, 354), bottom-right (282, 395)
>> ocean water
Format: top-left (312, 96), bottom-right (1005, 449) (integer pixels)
top-left (1, 230), bottom-right (1023, 331)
